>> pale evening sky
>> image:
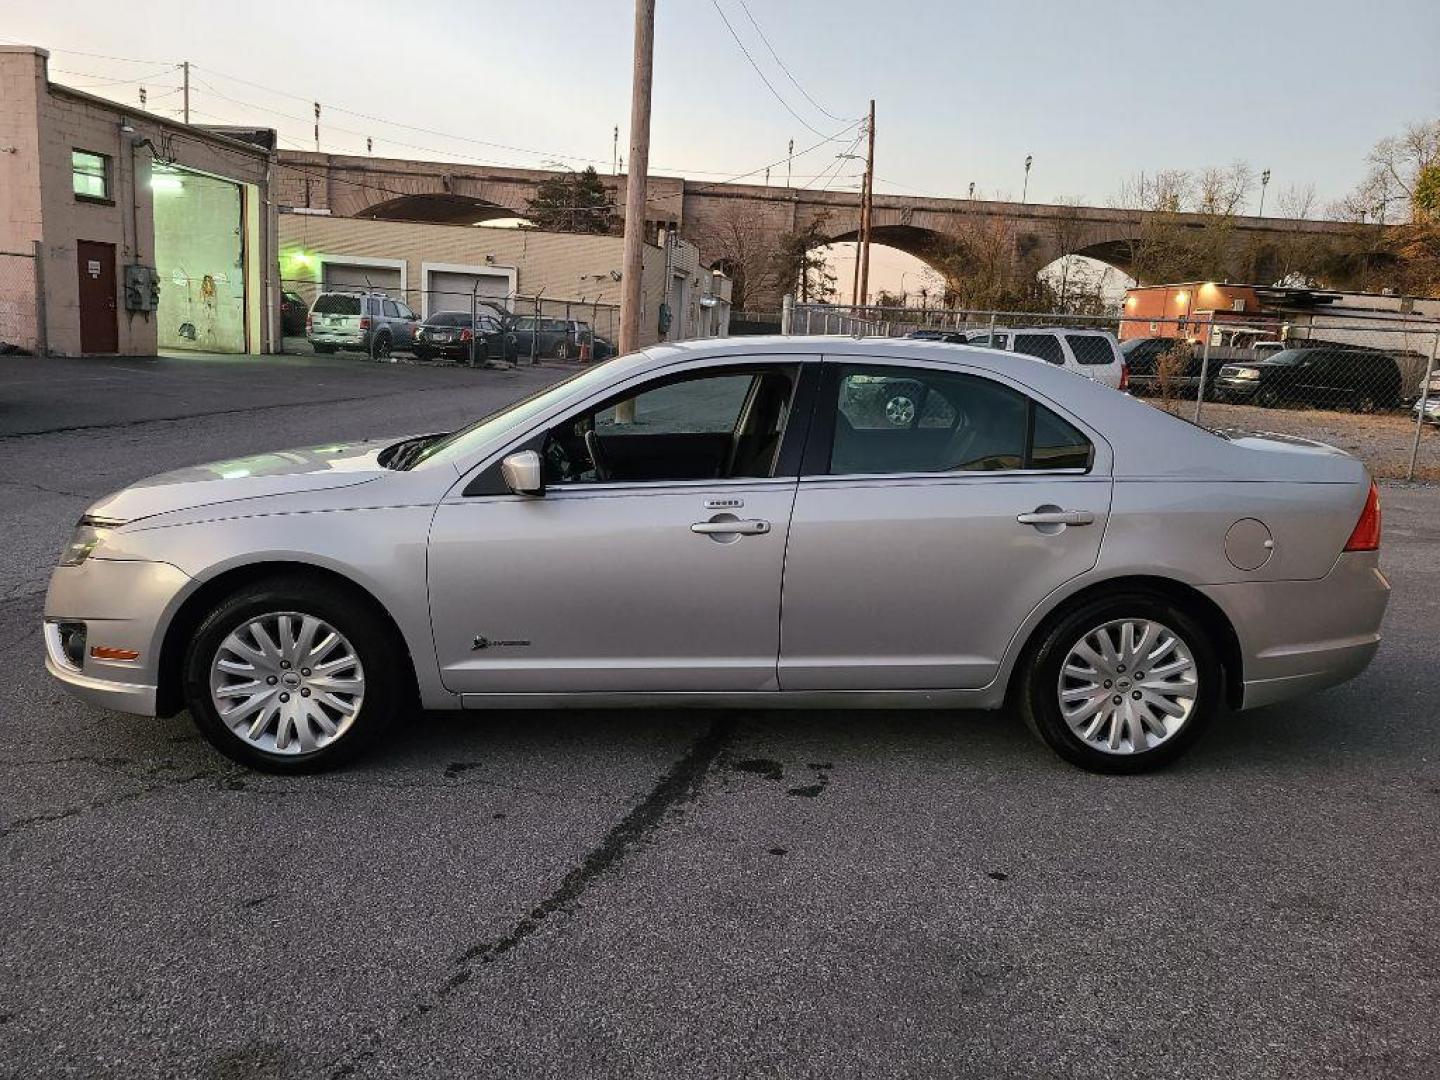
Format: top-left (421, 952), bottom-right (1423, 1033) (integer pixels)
top-left (8, 0), bottom-right (1438, 300)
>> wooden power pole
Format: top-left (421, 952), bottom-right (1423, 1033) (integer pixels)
top-left (182, 61), bottom-right (190, 124)
top-left (619, 0), bottom-right (655, 357)
top-left (857, 99), bottom-right (876, 308)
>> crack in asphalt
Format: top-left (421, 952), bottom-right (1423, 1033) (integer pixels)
top-left (0, 477), bottom-right (97, 500)
top-left (327, 716), bottom-right (736, 1079)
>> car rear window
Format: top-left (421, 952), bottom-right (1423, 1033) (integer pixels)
top-left (426, 312), bottom-right (469, 326)
top-left (1013, 334), bottom-right (1065, 365)
top-left (312, 295), bottom-right (361, 316)
top-left (1065, 334), bottom-right (1116, 366)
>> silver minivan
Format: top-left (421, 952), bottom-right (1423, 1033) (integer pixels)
top-left (307, 291), bottom-right (419, 359)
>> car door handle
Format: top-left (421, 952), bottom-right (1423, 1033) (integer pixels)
top-left (1017, 509), bottom-right (1095, 526)
top-left (691, 518), bottom-right (770, 535)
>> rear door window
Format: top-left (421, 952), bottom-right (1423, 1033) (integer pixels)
top-left (1013, 334), bottom-right (1065, 365)
top-left (382, 299), bottom-right (401, 318)
top-left (824, 365), bottom-right (1089, 475)
top-left (1065, 334), bottom-right (1115, 366)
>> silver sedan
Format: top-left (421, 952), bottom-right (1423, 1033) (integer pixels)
top-left (43, 337), bottom-right (1390, 774)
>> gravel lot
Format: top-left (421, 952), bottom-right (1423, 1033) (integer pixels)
top-left (1148, 396), bottom-right (1440, 480)
top-left (2, 352), bottom-right (1438, 1079)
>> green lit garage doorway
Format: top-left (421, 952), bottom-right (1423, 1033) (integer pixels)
top-left (152, 165), bottom-right (252, 353)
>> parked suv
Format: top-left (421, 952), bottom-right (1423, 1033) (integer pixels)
top-left (509, 316), bottom-right (593, 360)
top-left (1121, 337), bottom-right (1214, 397)
top-left (1217, 348), bottom-right (1402, 412)
top-left (307, 291), bottom-right (419, 359)
top-left (996, 328), bottom-right (1127, 390)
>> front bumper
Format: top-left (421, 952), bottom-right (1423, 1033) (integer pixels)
top-left (1216, 378), bottom-right (1260, 400)
top-left (1200, 551), bottom-right (1390, 710)
top-left (43, 557), bottom-right (193, 718)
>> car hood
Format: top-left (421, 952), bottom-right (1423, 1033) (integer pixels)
top-left (87, 436), bottom-right (409, 523)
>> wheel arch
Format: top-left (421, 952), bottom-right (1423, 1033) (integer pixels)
top-left (1004, 574), bottom-right (1245, 711)
top-left (155, 560), bottom-right (419, 717)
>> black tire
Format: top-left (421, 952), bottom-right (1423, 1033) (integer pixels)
top-left (182, 576), bottom-right (405, 773)
top-left (413, 345), bottom-right (432, 362)
top-left (1018, 591), bottom-right (1220, 774)
top-left (552, 340), bottom-right (571, 361)
top-left (371, 332), bottom-right (392, 361)
top-left (1353, 391), bottom-right (1378, 414)
top-left (312, 343), bottom-right (336, 354)
top-left (1254, 385), bottom-right (1281, 408)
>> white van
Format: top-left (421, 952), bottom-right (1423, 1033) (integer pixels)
top-left (965, 327), bottom-right (1128, 390)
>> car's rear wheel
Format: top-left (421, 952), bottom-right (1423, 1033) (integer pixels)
top-left (1353, 391), bottom-right (1379, 414)
top-left (1019, 593), bottom-right (1219, 773)
top-left (182, 577), bottom-right (403, 773)
top-left (371, 332), bottom-right (393, 361)
top-left (553, 341), bottom-right (571, 360)
top-left (1255, 385), bottom-right (1281, 408)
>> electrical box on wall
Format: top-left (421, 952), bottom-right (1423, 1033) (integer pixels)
top-left (124, 264), bottom-right (161, 313)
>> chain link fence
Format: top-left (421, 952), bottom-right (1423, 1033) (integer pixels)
top-left (278, 276), bottom-right (620, 366)
top-left (0, 247), bottom-right (43, 356)
top-left (782, 301), bottom-right (1440, 482)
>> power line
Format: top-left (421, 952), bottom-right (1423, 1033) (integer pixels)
top-left (735, 0), bottom-right (848, 123)
top-left (707, 0), bottom-right (853, 141)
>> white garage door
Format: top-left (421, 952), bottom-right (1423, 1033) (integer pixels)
top-left (323, 263), bottom-right (402, 296)
top-left (426, 270), bottom-right (511, 318)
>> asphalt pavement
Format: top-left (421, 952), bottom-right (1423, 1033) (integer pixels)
top-left (1, 351), bottom-right (1438, 1079)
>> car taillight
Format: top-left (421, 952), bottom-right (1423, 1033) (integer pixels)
top-left (359, 317), bottom-right (371, 330)
top-left (460, 328), bottom-right (473, 342)
top-left (1119, 362), bottom-right (1130, 392)
top-left (305, 314), bottom-right (312, 333)
top-left (1343, 481), bottom-right (1381, 552)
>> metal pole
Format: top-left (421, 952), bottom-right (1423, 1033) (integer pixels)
top-left (1406, 331), bottom-right (1440, 481)
top-left (1193, 323), bottom-right (1214, 424)
top-left (532, 295), bottom-right (540, 365)
top-left (619, 0), bottom-right (654, 356)
top-left (469, 283), bottom-right (478, 368)
top-left (987, 312), bottom-right (996, 346)
top-left (182, 61), bottom-right (190, 124)
top-left (857, 99), bottom-right (876, 307)
top-left (804, 307), bottom-right (812, 334)
top-left (781, 293), bottom-right (793, 335)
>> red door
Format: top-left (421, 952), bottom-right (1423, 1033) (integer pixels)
top-left (76, 240), bottom-right (118, 353)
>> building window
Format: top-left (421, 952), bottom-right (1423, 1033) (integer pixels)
top-left (72, 150), bottom-right (110, 201)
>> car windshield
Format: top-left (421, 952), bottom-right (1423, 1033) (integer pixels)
top-left (400, 363), bottom-right (621, 470)
top-left (1267, 350), bottom-right (1308, 365)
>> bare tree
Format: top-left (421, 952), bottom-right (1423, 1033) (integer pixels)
top-left (693, 204), bottom-right (780, 310)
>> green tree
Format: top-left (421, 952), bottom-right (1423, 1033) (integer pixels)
top-left (524, 167), bottom-right (614, 234)
top-left (772, 214), bottom-right (837, 303)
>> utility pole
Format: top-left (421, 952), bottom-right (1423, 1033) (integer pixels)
top-left (139, 86), bottom-right (147, 109)
top-left (786, 138), bottom-right (794, 188)
top-left (181, 61), bottom-right (190, 124)
top-left (619, 0), bottom-right (654, 357)
top-left (1258, 168), bottom-right (1271, 217)
top-left (1022, 153), bottom-right (1033, 203)
top-left (612, 124), bottom-right (619, 175)
top-left (313, 103), bottom-right (321, 153)
top-left (857, 99), bottom-right (876, 308)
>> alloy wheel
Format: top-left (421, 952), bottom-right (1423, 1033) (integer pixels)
top-left (208, 611), bottom-right (365, 755)
top-left (1056, 618), bottom-right (1197, 755)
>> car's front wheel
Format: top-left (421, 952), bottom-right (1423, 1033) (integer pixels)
top-left (182, 577), bottom-right (404, 772)
top-left (1019, 593), bottom-right (1220, 773)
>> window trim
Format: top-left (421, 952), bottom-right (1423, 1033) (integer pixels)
top-left (802, 360), bottom-right (1096, 480)
top-left (461, 359), bottom-right (817, 496)
top-left (71, 148), bottom-right (112, 204)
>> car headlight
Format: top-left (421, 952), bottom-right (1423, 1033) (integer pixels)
top-left (58, 515), bottom-right (125, 566)
top-left (1235, 368), bottom-right (1260, 380)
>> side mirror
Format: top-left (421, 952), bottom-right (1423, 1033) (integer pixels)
top-left (500, 450), bottom-right (545, 496)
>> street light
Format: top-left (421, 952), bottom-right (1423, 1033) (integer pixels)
top-left (1022, 154), bottom-right (1033, 203)
top-left (968, 181), bottom-right (975, 199)
top-left (1258, 168), bottom-right (1271, 217)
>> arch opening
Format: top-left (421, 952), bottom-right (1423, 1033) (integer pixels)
top-left (358, 192), bottom-right (530, 227)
